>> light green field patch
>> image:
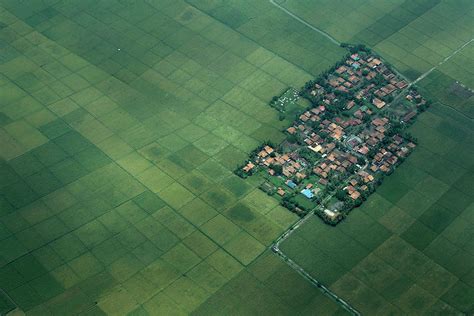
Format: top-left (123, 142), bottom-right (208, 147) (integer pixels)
top-left (115, 200), bottom-right (148, 225)
top-left (143, 291), bottom-right (187, 315)
top-left (241, 189), bottom-right (279, 215)
top-left (157, 133), bottom-right (189, 152)
top-left (107, 252), bottom-right (144, 282)
top-left (177, 198), bottom-right (218, 227)
top-left (176, 123), bottom-right (208, 142)
top-left (4, 120), bottom-right (48, 151)
top-left (187, 260), bottom-right (227, 293)
top-left (136, 166), bottom-right (174, 193)
top-left (200, 214), bottom-right (241, 246)
top-left (153, 206), bottom-right (195, 239)
top-left (267, 205), bottom-right (298, 229)
top-left (140, 259), bottom-right (181, 291)
top-left (83, 95), bottom-right (119, 118)
top-left (74, 219), bottom-right (112, 248)
top-left (157, 182), bottom-right (195, 209)
top-left (161, 243), bottom-right (201, 274)
top-left (97, 285), bottom-right (139, 315)
top-left (117, 151), bottom-right (153, 175)
top-left (204, 248), bottom-right (244, 281)
top-left (223, 231), bottom-right (265, 266)
top-left (96, 135), bottom-right (134, 160)
top-left (193, 133), bottom-right (228, 156)
top-left (182, 230), bottom-right (219, 259)
top-left (378, 206), bottom-right (416, 234)
top-left (50, 233), bottom-right (87, 262)
top-left (213, 145), bottom-right (247, 171)
top-left (51, 264), bottom-right (80, 289)
top-left (162, 276), bottom-right (210, 313)
top-left (414, 176), bottom-right (450, 202)
top-left (47, 98), bottom-right (79, 117)
top-left (68, 252), bottom-right (104, 280)
top-left (3, 95), bottom-right (43, 121)
top-left (122, 272), bottom-right (160, 304)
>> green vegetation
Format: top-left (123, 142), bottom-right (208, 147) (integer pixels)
top-left (280, 95), bottom-right (474, 314)
top-left (0, 0), bottom-right (346, 314)
top-left (0, 0), bottom-right (473, 314)
top-left (240, 48), bottom-right (425, 223)
top-left (281, 0), bottom-right (473, 81)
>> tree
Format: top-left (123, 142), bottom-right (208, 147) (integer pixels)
top-left (318, 131), bottom-right (329, 139)
top-left (287, 134), bottom-right (298, 144)
top-left (347, 164), bottom-right (357, 173)
top-left (271, 164), bottom-right (283, 175)
top-left (357, 156), bottom-right (365, 165)
top-left (336, 189), bottom-right (347, 201)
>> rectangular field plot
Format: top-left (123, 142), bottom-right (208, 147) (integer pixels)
top-left (280, 101), bottom-right (474, 314)
top-left (1, 0), bottom-right (473, 314)
top-left (0, 0), bottom-right (354, 313)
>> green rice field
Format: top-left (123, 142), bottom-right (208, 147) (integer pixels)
top-left (280, 0), bottom-right (474, 81)
top-left (0, 0), bottom-right (473, 315)
top-left (0, 0), bottom-right (347, 314)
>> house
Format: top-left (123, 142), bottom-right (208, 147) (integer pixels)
top-left (243, 162), bottom-right (254, 173)
top-left (336, 66), bottom-right (347, 74)
top-left (350, 54), bottom-right (360, 61)
top-left (346, 100), bottom-right (355, 110)
top-left (350, 191), bottom-right (361, 200)
top-left (324, 209), bottom-right (339, 220)
top-left (286, 180), bottom-right (297, 189)
top-left (308, 144), bottom-right (322, 153)
top-left (241, 51), bottom-right (423, 222)
top-left (301, 189), bottom-right (314, 199)
top-left (372, 98), bottom-right (386, 109)
top-left (264, 146), bottom-right (274, 155)
top-left (403, 111), bottom-right (417, 122)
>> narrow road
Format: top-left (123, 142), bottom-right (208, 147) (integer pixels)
top-left (269, 0), bottom-right (341, 46)
top-left (411, 38), bottom-right (474, 86)
top-left (272, 244), bottom-right (361, 316)
top-left (267, 2), bottom-right (474, 315)
top-left (270, 0), bottom-right (473, 92)
top-left (271, 209), bottom-right (361, 316)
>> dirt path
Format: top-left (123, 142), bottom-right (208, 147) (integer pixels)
top-left (267, 2), bottom-right (474, 314)
top-left (269, 0), bottom-right (341, 46)
top-left (411, 38), bottom-right (474, 85)
top-left (271, 206), bottom-right (361, 315)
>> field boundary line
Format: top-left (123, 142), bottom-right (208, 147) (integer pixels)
top-left (269, 0), bottom-right (341, 46)
top-left (412, 38), bottom-right (474, 85)
top-left (268, 2), bottom-right (473, 315)
top-left (271, 213), bottom-right (361, 316)
top-left (0, 288), bottom-right (18, 316)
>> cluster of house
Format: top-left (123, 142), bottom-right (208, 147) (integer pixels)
top-left (320, 53), bottom-right (409, 109)
top-left (241, 51), bottom-right (425, 217)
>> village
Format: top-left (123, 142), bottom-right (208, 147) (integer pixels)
top-left (238, 48), bottom-right (429, 225)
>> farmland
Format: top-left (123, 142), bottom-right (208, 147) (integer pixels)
top-left (273, 1), bottom-right (474, 314)
top-left (0, 0), bottom-right (348, 314)
top-left (279, 0), bottom-right (474, 82)
top-left (0, 0), bottom-right (473, 315)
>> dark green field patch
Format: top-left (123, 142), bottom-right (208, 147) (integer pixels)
top-left (401, 220), bottom-right (438, 251)
top-left (226, 203), bottom-right (256, 223)
top-left (418, 203), bottom-right (459, 233)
